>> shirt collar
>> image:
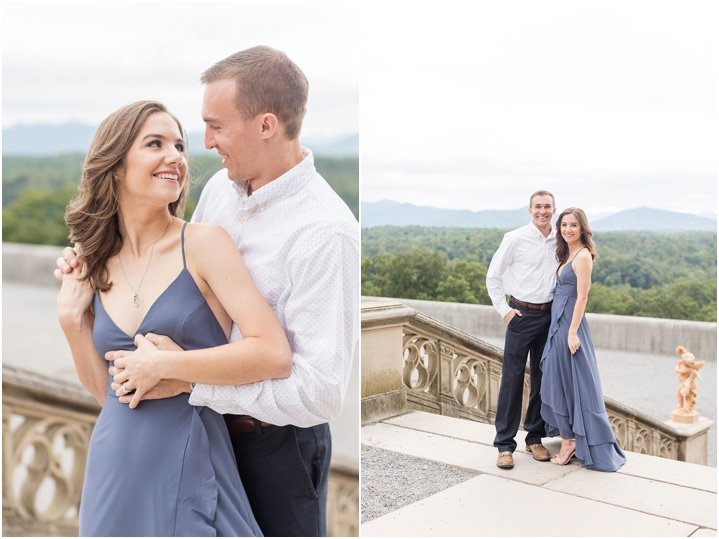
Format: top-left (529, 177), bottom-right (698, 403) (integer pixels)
top-left (527, 221), bottom-right (555, 240)
top-left (229, 147), bottom-right (315, 211)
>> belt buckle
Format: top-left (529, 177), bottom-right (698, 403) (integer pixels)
top-left (226, 416), bottom-right (254, 433)
top-left (226, 415), bottom-right (272, 435)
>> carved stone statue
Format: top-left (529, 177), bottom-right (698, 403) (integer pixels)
top-left (671, 346), bottom-right (705, 424)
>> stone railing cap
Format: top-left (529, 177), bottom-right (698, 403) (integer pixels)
top-left (2, 363), bottom-right (99, 411)
top-left (362, 300), bottom-right (503, 358)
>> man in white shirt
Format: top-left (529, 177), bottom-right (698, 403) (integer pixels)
top-left (486, 190), bottom-right (557, 469)
top-left (57, 46), bottom-right (358, 536)
top-left (182, 47), bottom-right (358, 536)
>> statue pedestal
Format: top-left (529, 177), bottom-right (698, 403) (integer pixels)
top-left (671, 408), bottom-right (700, 424)
top-left (664, 416), bottom-right (713, 465)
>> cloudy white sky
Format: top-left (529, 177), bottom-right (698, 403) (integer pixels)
top-left (2, 0), bottom-right (358, 138)
top-left (360, 0), bottom-right (717, 216)
top-left (3, 1), bottom-right (716, 216)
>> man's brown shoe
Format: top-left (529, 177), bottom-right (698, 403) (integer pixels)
top-left (526, 444), bottom-right (551, 461)
top-left (496, 451), bottom-right (514, 469)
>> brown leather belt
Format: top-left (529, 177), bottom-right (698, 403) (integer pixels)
top-left (510, 296), bottom-right (553, 311)
top-left (225, 415), bottom-right (273, 433)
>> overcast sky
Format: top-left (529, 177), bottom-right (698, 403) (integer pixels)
top-left (2, 0), bottom-right (358, 139)
top-left (3, 1), bottom-right (716, 216)
top-left (360, 0), bottom-right (717, 216)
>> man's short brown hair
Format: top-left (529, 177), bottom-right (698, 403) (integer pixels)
top-left (529, 190), bottom-right (555, 208)
top-left (201, 46), bottom-right (309, 140)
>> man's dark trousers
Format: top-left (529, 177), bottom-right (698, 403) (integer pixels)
top-left (493, 301), bottom-right (551, 453)
top-left (228, 421), bottom-right (332, 536)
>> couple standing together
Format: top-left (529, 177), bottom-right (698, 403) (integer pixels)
top-left (487, 190), bottom-right (626, 472)
top-left (56, 47), bottom-right (358, 536)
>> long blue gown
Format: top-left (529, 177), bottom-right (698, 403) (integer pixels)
top-left (540, 259), bottom-right (626, 472)
top-left (79, 223), bottom-right (262, 536)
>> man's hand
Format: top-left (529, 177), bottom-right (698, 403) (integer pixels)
top-left (503, 309), bottom-right (522, 325)
top-left (108, 335), bottom-right (163, 408)
top-left (107, 332), bottom-right (187, 408)
top-left (143, 332), bottom-right (183, 352)
top-left (53, 245), bottom-right (81, 282)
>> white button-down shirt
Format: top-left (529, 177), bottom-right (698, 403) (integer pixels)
top-left (486, 222), bottom-right (558, 318)
top-left (188, 149), bottom-right (359, 427)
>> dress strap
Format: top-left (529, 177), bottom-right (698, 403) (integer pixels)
top-left (180, 221), bottom-right (188, 268)
top-left (569, 246), bottom-right (586, 264)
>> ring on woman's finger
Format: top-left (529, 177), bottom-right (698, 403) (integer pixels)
top-left (120, 383), bottom-right (130, 395)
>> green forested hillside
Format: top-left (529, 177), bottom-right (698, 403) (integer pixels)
top-left (2, 154), bottom-right (358, 245)
top-left (362, 226), bottom-right (717, 322)
top-left (2, 154), bottom-right (86, 208)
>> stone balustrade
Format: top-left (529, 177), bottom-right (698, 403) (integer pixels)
top-left (361, 300), bottom-right (711, 464)
top-left (2, 366), bottom-right (97, 537)
top-left (2, 364), bottom-right (358, 537)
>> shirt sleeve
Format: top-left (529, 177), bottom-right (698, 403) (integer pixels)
top-left (486, 232), bottom-right (514, 318)
top-left (189, 228), bottom-right (360, 427)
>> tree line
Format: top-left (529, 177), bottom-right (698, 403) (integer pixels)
top-left (2, 154), bottom-right (358, 246)
top-left (362, 226), bottom-right (717, 322)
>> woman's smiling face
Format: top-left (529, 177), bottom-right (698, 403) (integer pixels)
top-left (116, 112), bottom-right (187, 207)
top-left (560, 213), bottom-right (582, 245)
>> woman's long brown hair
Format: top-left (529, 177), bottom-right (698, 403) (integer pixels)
top-left (64, 101), bottom-right (189, 292)
top-left (555, 207), bottom-right (598, 264)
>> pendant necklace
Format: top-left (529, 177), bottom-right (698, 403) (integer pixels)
top-left (118, 217), bottom-right (172, 308)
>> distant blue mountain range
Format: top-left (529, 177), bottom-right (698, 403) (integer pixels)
top-left (591, 207), bottom-right (716, 232)
top-left (362, 200), bottom-right (717, 232)
top-left (2, 123), bottom-right (358, 157)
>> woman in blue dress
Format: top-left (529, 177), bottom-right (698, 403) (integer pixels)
top-left (540, 207), bottom-right (626, 471)
top-left (56, 101), bottom-right (291, 535)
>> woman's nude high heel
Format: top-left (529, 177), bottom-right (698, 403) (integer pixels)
top-left (551, 440), bottom-right (576, 465)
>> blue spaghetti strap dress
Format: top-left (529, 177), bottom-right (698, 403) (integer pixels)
top-left (539, 256), bottom-right (626, 472)
top-left (79, 222), bottom-right (262, 536)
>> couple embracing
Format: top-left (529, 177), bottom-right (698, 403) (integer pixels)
top-left (56, 46), bottom-right (358, 536)
top-left (487, 190), bottom-right (626, 472)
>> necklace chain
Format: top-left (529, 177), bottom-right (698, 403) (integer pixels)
top-left (118, 217), bottom-right (172, 309)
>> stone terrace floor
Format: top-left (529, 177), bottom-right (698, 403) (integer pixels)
top-left (361, 411), bottom-right (717, 537)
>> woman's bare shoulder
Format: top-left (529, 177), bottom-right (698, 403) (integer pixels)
top-left (183, 223), bottom-right (236, 263)
top-left (184, 222), bottom-right (232, 245)
top-left (575, 247), bottom-right (594, 269)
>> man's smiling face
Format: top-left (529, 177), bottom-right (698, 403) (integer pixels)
top-left (202, 78), bottom-right (262, 183)
top-left (529, 194), bottom-right (556, 230)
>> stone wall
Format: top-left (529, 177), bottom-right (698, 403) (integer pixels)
top-left (2, 243), bottom-right (63, 288)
